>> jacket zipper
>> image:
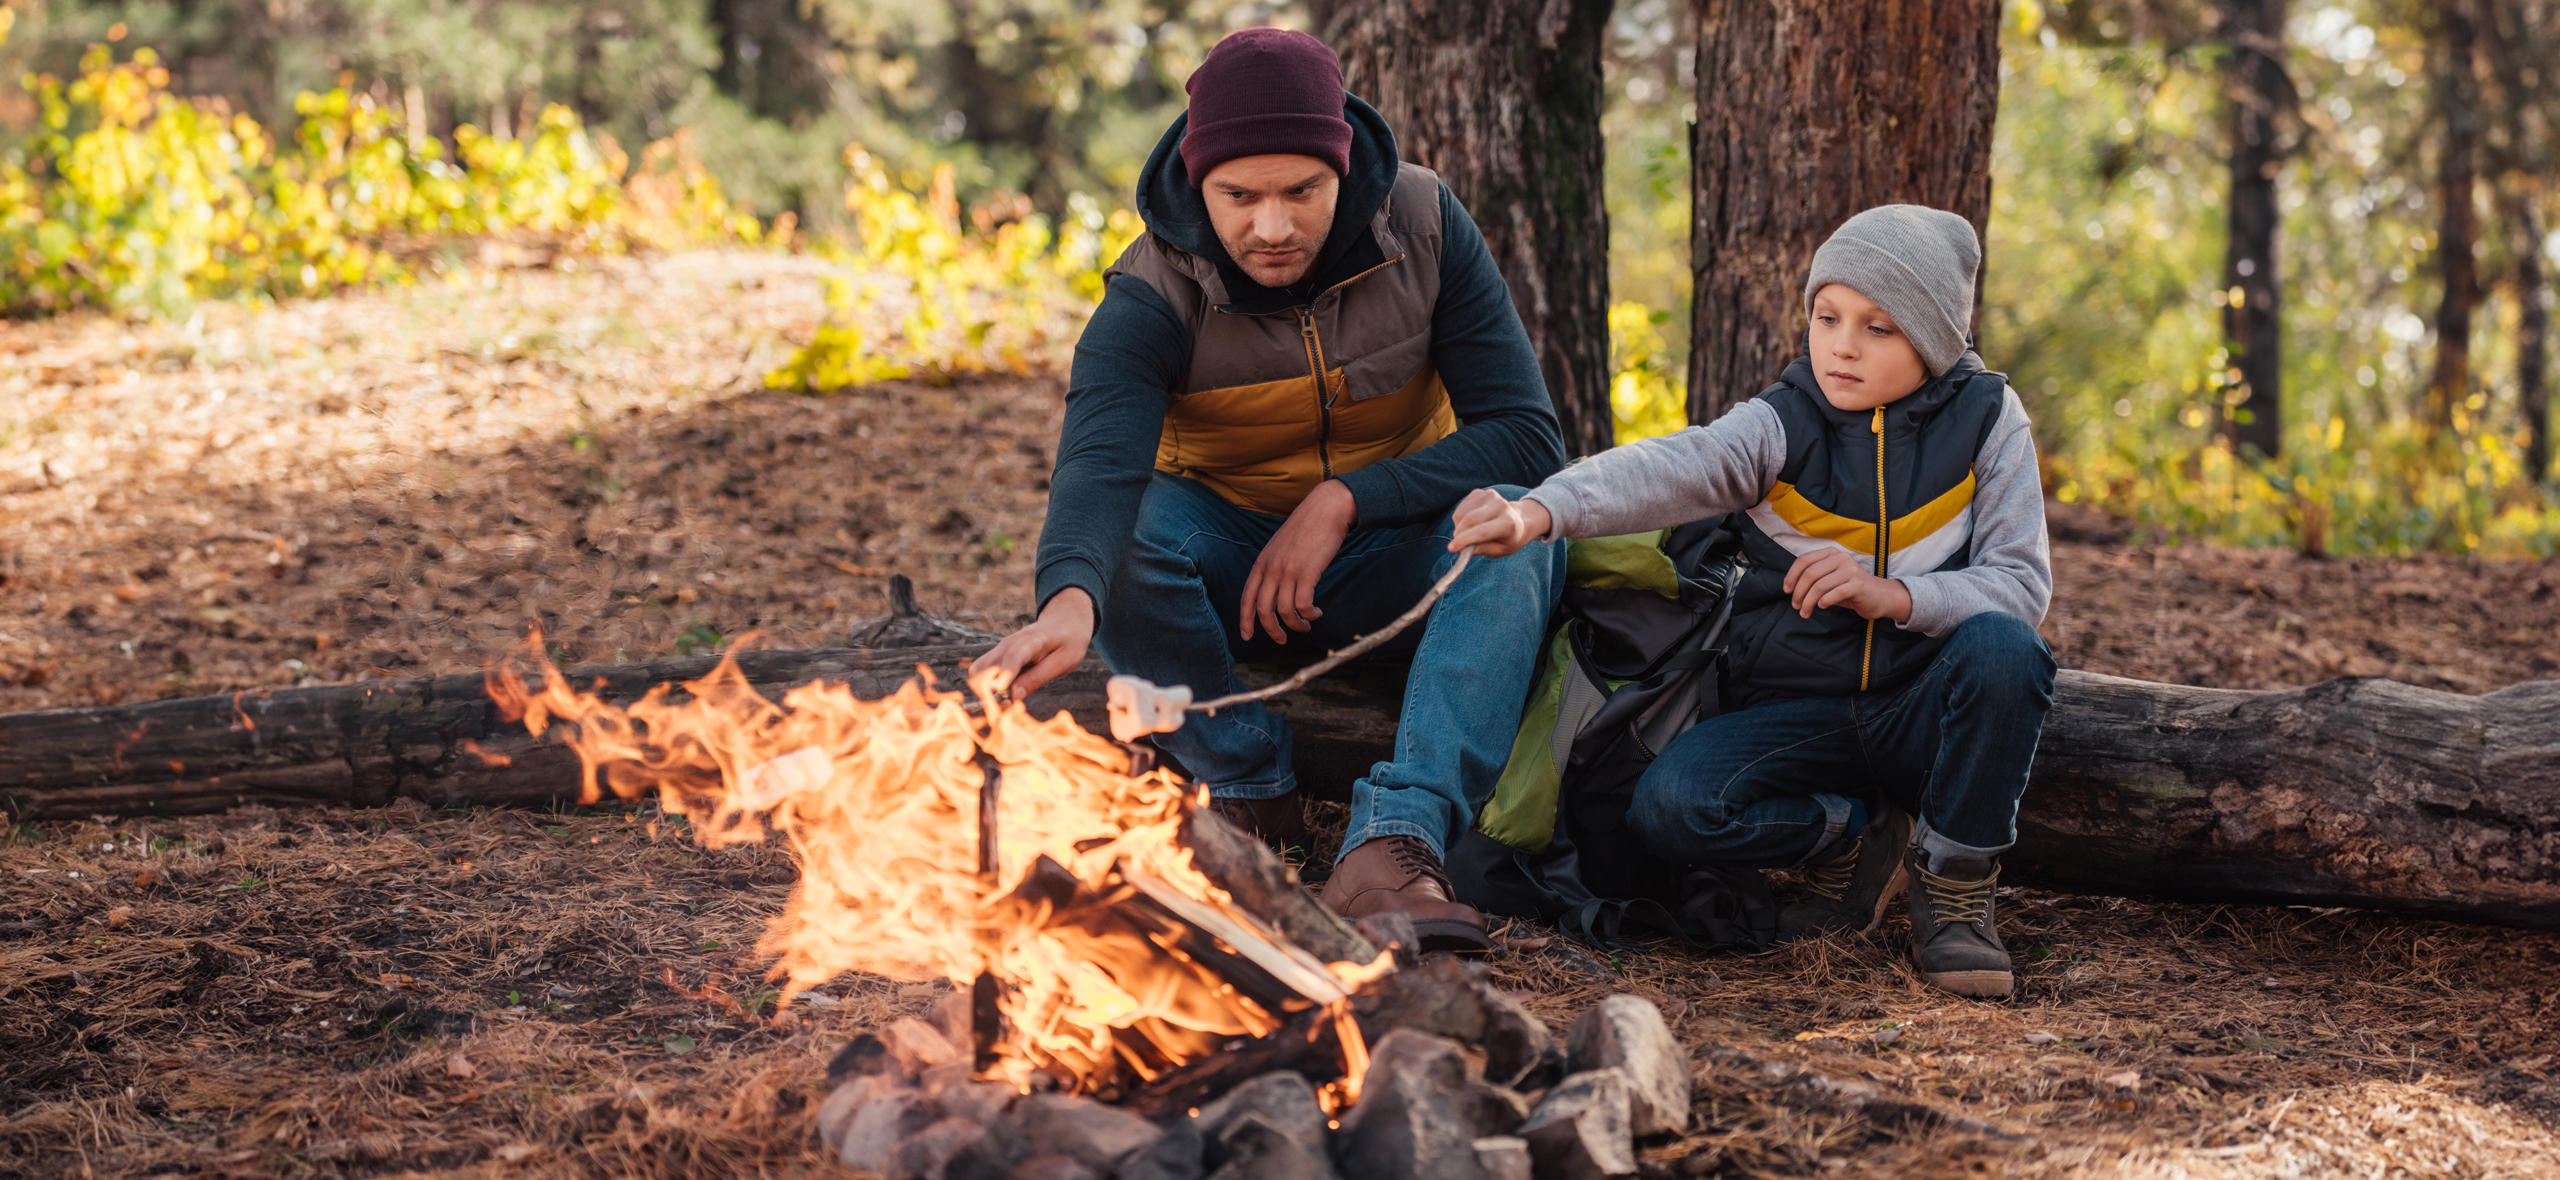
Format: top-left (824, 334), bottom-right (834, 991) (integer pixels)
top-left (1210, 248), bottom-right (1404, 484)
top-left (1297, 306), bottom-right (1334, 479)
top-left (1863, 406), bottom-right (1887, 692)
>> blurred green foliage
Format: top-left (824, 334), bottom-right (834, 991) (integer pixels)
top-left (0, 42), bottom-right (759, 315)
top-left (1994, 1), bottom-right (2558, 555)
top-left (0, 0), bottom-right (1295, 232)
top-left (1, 0), bottom-right (2551, 557)
top-left (764, 148), bottom-right (1141, 391)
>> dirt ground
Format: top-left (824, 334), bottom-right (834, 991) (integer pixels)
top-left (5, 252), bottom-right (2560, 1179)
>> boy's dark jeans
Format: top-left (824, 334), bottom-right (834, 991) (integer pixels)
top-left (1629, 612), bottom-right (2057, 871)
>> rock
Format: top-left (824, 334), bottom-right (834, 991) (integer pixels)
top-left (1114, 1114), bottom-right (1206, 1180)
top-left (828, 1033), bottom-right (895, 1083)
top-left (1003, 1158), bottom-right (1099, 1180)
top-left (1354, 956), bottom-right (1488, 1045)
top-left (842, 1090), bottom-right (940, 1173)
top-left (1208, 1114), bottom-right (1334, 1180)
top-left (829, 1016), bottom-right (965, 1084)
top-left (1471, 1136), bottom-right (1533, 1180)
top-left (882, 1017), bottom-right (967, 1077)
top-left (1519, 1068), bottom-right (1637, 1180)
top-left (920, 1059), bottom-right (975, 1098)
top-left (1519, 1045), bottom-right (1570, 1092)
top-left (1331, 1029), bottom-right (1490, 1180)
top-left (942, 1116), bottom-right (1032, 1180)
top-left (895, 1118), bottom-right (989, 1180)
top-left (1566, 996), bottom-right (1690, 1137)
top-left (1008, 1093), bottom-right (1163, 1170)
top-left (932, 989), bottom-right (977, 1049)
top-left (1473, 986), bottom-right (1553, 1089)
top-left (935, 1079), bottom-right (1017, 1127)
top-left (1458, 1080), bottom-right (1531, 1138)
top-left (1354, 912), bottom-right (1423, 968)
top-left (1194, 1071), bottom-right (1333, 1172)
top-left (818, 1075), bottom-right (911, 1151)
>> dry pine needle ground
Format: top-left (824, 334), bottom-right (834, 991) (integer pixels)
top-left (4, 252), bottom-right (2560, 1178)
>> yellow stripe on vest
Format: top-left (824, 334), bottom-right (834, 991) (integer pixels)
top-left (1156, 364), bottom-right (1456, 516)
top-left (1760, 472), bottom-right (1978, 558)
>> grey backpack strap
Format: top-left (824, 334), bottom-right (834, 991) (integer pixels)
top-left (1552, 664), bottom-right (1609, 778)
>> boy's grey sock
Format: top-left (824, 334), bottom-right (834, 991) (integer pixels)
top-left (1803, 204), bottom-right (1982, 375)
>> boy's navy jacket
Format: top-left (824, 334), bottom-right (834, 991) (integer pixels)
top-left (1525, 353), bottom-right (2052, 707)
top-left (1033, 97), bottom-right (1565, 618)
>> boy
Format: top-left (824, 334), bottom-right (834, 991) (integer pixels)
top-left (1448, 205), bottom-right (2055, 997)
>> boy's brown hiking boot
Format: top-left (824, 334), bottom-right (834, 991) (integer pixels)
top-left (1906, 849), bottom-right (2014, 997)
top-left (1778, 803), bottom-right (1912, 941)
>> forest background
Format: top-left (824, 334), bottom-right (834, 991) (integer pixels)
top-left (0, 0), bottom-right (2554, 559)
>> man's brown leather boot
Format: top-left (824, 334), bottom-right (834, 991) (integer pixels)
top-left (1319, 835), bottom-right (1489, 954)
top-left (1207, 791), bottom-right (1320, 881)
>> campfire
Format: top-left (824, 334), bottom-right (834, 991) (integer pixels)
top-left (491, 647), bottom-right (1690, 1180)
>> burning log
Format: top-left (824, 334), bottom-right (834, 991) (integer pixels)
top-left (4, 638), bottom-right (2558, 931)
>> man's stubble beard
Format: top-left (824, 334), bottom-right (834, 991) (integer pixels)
top-left (1215, 213), bottom-right (1334, 290)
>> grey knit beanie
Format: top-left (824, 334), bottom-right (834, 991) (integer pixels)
top-left (1802, 205), bottom-right (1981, 375)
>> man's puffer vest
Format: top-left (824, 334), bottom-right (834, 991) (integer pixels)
top-left (1104, 162), bottom-right (1456, 517)
top-left (1721, 352), bottom-right (2010, 708)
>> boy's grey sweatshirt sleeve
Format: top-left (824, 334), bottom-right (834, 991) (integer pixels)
top-left (1899, 388), bottom-right (2051, 634)
top-left (1520, 400), bottom-right (1788, 538)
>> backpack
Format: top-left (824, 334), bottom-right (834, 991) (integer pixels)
top-left (1443, 516), bottom-right (1782, 951)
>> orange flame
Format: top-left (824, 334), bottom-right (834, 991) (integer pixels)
top-left (488, 640), bottom-right (1382, 1098)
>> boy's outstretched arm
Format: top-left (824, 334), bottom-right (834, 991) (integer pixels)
top-left (1515, 400), bottom-right (1789, 540)
top-left (1897, 388), bottom-right (2054, 635)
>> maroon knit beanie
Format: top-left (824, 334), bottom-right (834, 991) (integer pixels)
top-left (1180, 28), bottom-right (1353, 185)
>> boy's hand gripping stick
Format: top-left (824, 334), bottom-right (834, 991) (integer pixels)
top-left (1105, 549), bottom-right (1476, 743)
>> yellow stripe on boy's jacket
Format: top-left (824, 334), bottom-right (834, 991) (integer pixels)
top-left (1749, 472), bottom-right (1980, 572)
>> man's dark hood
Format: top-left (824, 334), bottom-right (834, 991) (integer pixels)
top-left (1132, 95), bottom-right (1402, 314)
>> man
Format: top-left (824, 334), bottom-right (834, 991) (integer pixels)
top-left (972, 27), bottom-right (1566, 952)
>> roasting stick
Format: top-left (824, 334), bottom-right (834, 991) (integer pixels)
top-left (1106, 549), bottom-right (1475, 742)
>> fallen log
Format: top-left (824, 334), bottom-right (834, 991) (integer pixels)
top-left (1, 645), bottom-right (2554, 928)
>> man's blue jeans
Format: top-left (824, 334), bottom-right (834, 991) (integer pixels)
top-left (1628, 612), bottom-right (2057, 871)
top-left (1093, 472), bottom-right (1565, 862)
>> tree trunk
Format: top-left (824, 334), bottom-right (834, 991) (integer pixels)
top-left (2430, 2), bottom-right (2484, 434)
top-left (2218, 0), bottom-right (2290, 457)
top-left (2521, 199), bottom-right (2553, 479)
top-left (6, 646), bottom-right (2558, 929)
top-left (707, 0), bottom-right (842, 122)
top-left (1317, 0), bottom-right (1618, 459)
top-left (1685, 0), bottom-right (2002, 423)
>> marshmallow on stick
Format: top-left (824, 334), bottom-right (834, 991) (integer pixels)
top-left (1097, 549), bottom-right (1477, 744)
top-left (1105, 676), bottom-right (1194, 743)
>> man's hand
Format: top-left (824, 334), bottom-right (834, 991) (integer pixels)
top-left (1241, 479), bottom-right (1357, 643)
top-left (1783, 550), bottom-right (1913, 622)
top-left (969, 588), bottom-right (1094, 697)
top-left (1447, 488), bottom-right (1551, 559)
